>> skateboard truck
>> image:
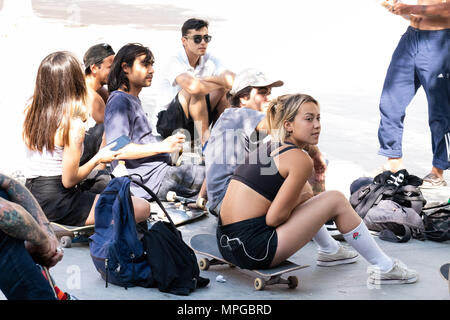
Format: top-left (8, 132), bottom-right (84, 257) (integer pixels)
top-left (166, 191), bottom-right (206, 210)
top-left (254, 275), bottom-right (298, 291)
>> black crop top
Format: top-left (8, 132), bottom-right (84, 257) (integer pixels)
top-left (231, 142), bottom-right (299, 201)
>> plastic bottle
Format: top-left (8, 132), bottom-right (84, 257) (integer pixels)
top-left (111, 160), bottom-right (128, 177)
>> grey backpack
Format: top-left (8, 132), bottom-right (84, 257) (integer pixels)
top-left (349, 170), bottom-right (427, 242)
top-left (364, 200), bottom-right (425, 242)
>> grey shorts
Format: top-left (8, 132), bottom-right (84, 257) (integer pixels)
top-left (156, 163), bottom-right (205, 199)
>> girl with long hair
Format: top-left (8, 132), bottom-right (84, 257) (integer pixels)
top-left (23, 51), bottom-right (149, 226)
top-left (217, 93), bottom-right (418, 285)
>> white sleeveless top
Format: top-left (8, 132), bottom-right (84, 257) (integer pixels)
top-left (25, 145), bottom-right (64, 179)
top-left (24, 116), bottom-right (90, 179)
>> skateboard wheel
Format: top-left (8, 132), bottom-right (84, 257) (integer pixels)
top-left (288, 276), bottom-right (298, 289)
top-left (196, 197), bottom-right (206, 209)
top-left (166, 191), bottom-right (176, 202)
top-left (199, 258), bottom-right (210, 271)
top-left (254, 278), bottom-right (266, 291)
top-left (60, 236), bottom-right (72, 248)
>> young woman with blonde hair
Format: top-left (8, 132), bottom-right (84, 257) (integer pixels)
top-left (217, 93), bottom-right (418, 285)
top-left (23, 51), bottom-right (149, 226)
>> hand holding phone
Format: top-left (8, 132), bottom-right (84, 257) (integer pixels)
top-left (107, 135), bottom-right (131, 151)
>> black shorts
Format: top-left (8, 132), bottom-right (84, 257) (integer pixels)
top-left (25, 175), bottom-right (97, 226)
top-left (216, 215), bottom-right (278, 270)
top-left (156, 93), bottom-right (215, 140)
top-left (80, 123), bottom-right (104, 166)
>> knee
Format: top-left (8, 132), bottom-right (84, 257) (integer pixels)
top-left (180, 88), bottom-right (205, 101)
top-left (133, 197), bottom-right (150, 222)
top-left (323, 190), bottom-right (348, 206)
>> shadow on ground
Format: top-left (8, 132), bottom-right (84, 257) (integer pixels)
top-left (27, 0), bottom-right (224, 31)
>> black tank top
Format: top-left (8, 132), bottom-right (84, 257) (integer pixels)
top-left (231, 142), bottom-right (299, 201)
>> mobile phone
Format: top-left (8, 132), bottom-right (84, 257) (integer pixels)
top-left (108, 135), bottom-right (131, 151)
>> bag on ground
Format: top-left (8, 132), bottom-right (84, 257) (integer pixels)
top-left (421, 203), bottom-right (450, 242)
top-left (89, 176), bottom-right (209, 295)
top-left (136, 182), bottom-right (210, 296)
top-left (349, 170), bottom-right (426, 242)
top-left (89, 177), bottom-right (154, 288)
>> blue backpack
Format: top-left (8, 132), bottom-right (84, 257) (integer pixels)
top-left (89, 177), bottom-right (154, 288)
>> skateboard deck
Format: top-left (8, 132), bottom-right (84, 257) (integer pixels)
top-left (152, 202), bottom-right (207, 226)
top-left (151, 191), bottom-right (208, 226)
top-left (440, 263), bottom-right (450, 292)
top-left (190, 233), bottom-right (309, 290)
top-left (441, 263), bottom-right (449, 280)
top-left (50, 222), bottom-right (95, 248)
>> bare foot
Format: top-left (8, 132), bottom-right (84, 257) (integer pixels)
top-left (430, 167), bottom-right (444, 179)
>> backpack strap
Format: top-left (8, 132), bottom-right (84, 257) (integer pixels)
top-left (394, 185), bottom-right (425, 201)
top-left (378, 226), bottom-right (412, 243)
top-left (129, 178), bottom-right (179, 236)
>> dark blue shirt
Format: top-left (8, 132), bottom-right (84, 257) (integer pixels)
top-left (104, 90), bottom-right (171, 198)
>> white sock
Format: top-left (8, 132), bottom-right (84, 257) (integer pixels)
top-left (343, 220), bottom-right (393, 272)
top-left (313, 225), bottom-right (340, 254)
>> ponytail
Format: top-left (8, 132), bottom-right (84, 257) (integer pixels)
top-left (265, 93), bottom-right (319, 144)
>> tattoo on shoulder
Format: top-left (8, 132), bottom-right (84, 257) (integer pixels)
top-left (71, 125), bottom-right (85, 147)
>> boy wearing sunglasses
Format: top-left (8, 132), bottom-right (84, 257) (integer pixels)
top-left (156, 18), bottom-right (235, 149)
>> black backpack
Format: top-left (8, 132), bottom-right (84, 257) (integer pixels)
top-left (135, 182), bottom-right (210, 295)
top-left (421, 203), bottom-right (450, 242)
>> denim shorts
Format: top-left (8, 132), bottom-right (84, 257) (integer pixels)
top-left (216, 215), bottom-right (278, 270)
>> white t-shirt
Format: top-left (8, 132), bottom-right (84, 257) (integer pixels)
top-left (155, 46), bottom-right (226, 110)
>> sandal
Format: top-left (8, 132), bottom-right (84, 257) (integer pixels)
top-left (420, 173), bottom-right (447, 189)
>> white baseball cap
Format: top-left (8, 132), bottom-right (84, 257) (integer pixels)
top-left (229, 68), bottom-right (284, 96)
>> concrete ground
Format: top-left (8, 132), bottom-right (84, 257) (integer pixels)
top-left (0, 0), bottom-right (449, 304)
top-left (37, 206), bottom-right (450, 301)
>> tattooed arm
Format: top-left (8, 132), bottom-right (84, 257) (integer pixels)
top-left (0, 173), bottom-right (53, 236)
top-left (0, 198), bottom-right (49, 245)
top-left (0, 173), bottom-right (63, 267)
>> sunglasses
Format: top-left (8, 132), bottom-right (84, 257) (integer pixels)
top-left (256, 87), bottom-right (272, 96)
top-left (184, 34), bottom-right (212, 44)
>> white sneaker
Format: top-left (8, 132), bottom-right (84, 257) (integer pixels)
top-left (317, 245), bottom-right (359, 267)
top-left (367, 259), bottom-right (418, 285)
